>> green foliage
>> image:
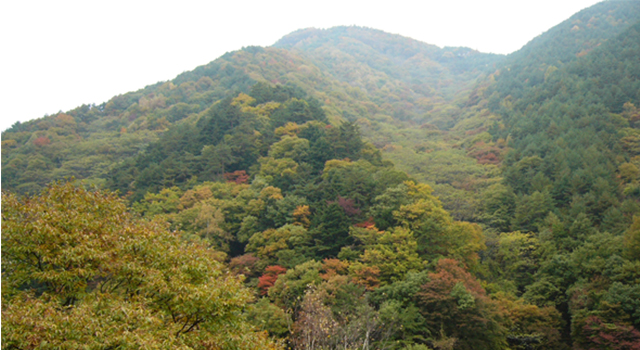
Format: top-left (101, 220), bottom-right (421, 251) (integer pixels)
top-left (246, 298), bottom-right (291, 338)
top-left (4, 7), bottom-right (640, 348)
top-left (358, 227), bottom-right (425, 285)
top-left (450, 282), bottom-right (476, 310)
top-left (624, 215), bottom-right (640, 260)
top-left (417, 259), bottom-right (508, 350)
top-left (268, 260), bottom-right (323, 312)
top-left (246, 225), bottom-right (312, 268)
top-left (1, 181), bottom-right (280, 349)
top-left (492, 1), bottom-right (640, 101)
top-left (310, 202), bottom-right (353, 258)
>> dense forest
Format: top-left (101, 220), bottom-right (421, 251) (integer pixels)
top-left (3, 1), bottom-right (640, 349)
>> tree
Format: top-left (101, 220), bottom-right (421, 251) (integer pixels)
top-left (202, 142), bottom-right (237, 178)
top-left (292, 288), bottom-right (339, 350)
top-left (292, 280), bottom-right (400, 350)
top-left (258, 265), bottom-right (288, 295)
top-left (493, 293), bottom-right (566, 350)
top-left (1, 182), bottom-right (280, 349)
top-left (358, 227), bottom-right (425, 285)
top-left (478, 184), bottom-right (516, 232)
top-left (514, 191), bottom-right (555, 233)
top-left (268, 135), bottom-right (310, 163)
top-left (624, 215), bottom-right (640, 260)
top-left (491, 231), bottom-right (540, 293)
top-left (246, 224), bottom-right (312, 268)
top-left (311, 202), bottom-right (353, 258)
top-left (245, 298), bottom-right (292, 338)
top-left (416, 259), bottom-right (508, 350)
top-left (268, 260), bottom-right (323, 313)
top-left (573, 316), bottom-right (640, 350)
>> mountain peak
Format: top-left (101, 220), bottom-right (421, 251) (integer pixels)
top-left (274, 26), bottom-right (441, 57)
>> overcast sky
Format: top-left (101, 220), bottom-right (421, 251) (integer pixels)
top-left (0, 0), bottom-right (602, 132)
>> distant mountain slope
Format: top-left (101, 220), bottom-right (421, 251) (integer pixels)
top-left (275, 26), bottom-right (501, 90)
top-left (438, 0), bottom-right (640, 233)
top-left (492, 0), bottom-right (640, 100)
top-left (463, 15), bottom-right (640, 345)
top-left (274, 26), bottom-right (503, 117)
top-left (3, 2), bottom-right (640, 218)
top-left (2, 27), bottom-right (500, 196)
top-left (479, 18), bottom-right (640, 231)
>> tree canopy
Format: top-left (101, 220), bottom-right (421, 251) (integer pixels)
top-left (1, 182), bottom-right (280, 349)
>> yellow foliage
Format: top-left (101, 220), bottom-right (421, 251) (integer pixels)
top-left (359, 227), bottom-right (424, 284)
top-left (259, 186), bottom-right (284, 201)
top-left (253, 101), bottom-right (281, 117)
top-left (231, 92), bottom-right (256, 107)
top-left (394, 199), bottom-right (451, 229)
top-left (259, 157), bottom-right (299, 179)
top-left (1, 139), bottom-right (17, 148)
top-left (293, 205), bottom-right (311, 228)
top-left (246, 199), bottom-right (266, 217)
top-left (275, 122), bottom-right (300, 138)
top-left (446, 221), bottom-right (486, 269)
top-left (619, 162), bottom-right (640, 183)
top-left (180, 186), bottom-right (213, 209)
top-left (322, 159), bottom-right (353, 177)
top-left (1, 182), bottom-right (281, 349)
top-left (404, 180), bottom-right (435, 199)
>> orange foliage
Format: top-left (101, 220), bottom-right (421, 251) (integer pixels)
top-left (467, 141), bottom-right (505, 165)
top-left (223, 170), bottom-right (250, 184)
top-left (55, 113), bottom-right (75, 128)
top-left (424, 259), bottom-right (486, 297)
top-left (354, 217), bottom-right (376, 229)
top-left (258, 265), bottom-right (287, 295)
top-left (33, 136), bottom-right (51, 147)
top-left (320, 258), bottom-right (349, 280)
top-left (350, 264), bottom-right (380, 291)
top-left (465, 127), bottom-right (487, 136)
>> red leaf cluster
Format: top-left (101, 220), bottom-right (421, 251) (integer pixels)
top-left (327, 196), bottom-right (361, 216)
top-left (467, 141), bottom-right (503, 165)
top-left (33, 136), bottom-right (51, 147)
top-left (223, 170), bottom-right (249, 184)
top-left (577, 316), bottom-right (640, 350)
top-left (354, 217), bottom-right (376, 228)
top-left (257, 265), bottom-right (287, 295)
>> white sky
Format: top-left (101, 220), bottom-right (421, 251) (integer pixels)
top-left (0, 0), bottom-right (602, 132)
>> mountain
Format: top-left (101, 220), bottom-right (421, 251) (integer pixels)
top-left (274, 26), bottom-right (501, 101)
top-left (1, 26), bottom-right (503, 214)
top-left (495, 0), bottom-right (640, 100)
top-left (3, 1), bottom-right (640, 348)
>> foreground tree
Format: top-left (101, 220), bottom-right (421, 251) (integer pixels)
top-left (417, 259), bottom-right (508, 350)
top-left (1, 181), bottom-right (280, 349)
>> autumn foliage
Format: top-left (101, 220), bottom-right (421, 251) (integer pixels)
top-left (33, 136), bottom-right (51, 147)
top-left (258, 265), bottom-right (288, 295)
top-left (224, 170), bottom-right (250, 184)
top-left (574, 316), bottom-right (640, 350)
top-left (1, 182), bottom-right (281, 350)
top-left (417, 259), bottom-right (507, 349)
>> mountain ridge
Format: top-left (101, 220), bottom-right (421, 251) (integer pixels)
top-left (3, 1), bottom-right (640, 348)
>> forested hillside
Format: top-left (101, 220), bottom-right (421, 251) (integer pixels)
top-left (3, 1), bottom-right (640, 349)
